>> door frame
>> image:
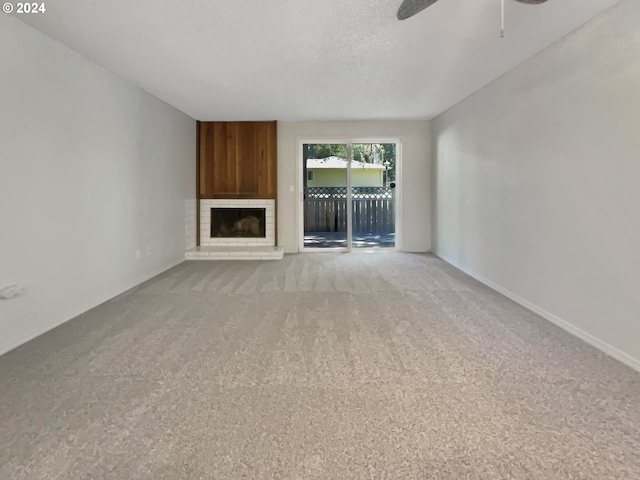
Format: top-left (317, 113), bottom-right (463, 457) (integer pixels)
top-left (297, 138), bottom-right (402, 252)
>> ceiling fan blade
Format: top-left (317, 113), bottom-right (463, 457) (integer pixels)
top-left (396, 0), bottom-right (548, 23)
top-left (397, 0), bottom-right (440, 20)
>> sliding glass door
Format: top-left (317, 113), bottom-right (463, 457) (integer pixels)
top-left (350, 143), bottom-right (396, 249)
top-left (302, 143), bottom-right (349, 249)
top-left (301, 142), bottom-right (397, 251)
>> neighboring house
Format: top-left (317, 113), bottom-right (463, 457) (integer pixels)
top-left (307, 156), bottom-right (385, 187)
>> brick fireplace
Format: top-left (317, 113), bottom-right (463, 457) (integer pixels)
top-left (187, 121), bottom-right (282, 260)
top-left (199, 199), bottom-right (275, 247)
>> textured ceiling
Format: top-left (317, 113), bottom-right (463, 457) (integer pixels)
top-left (16, 0), bottom-right (621, 121)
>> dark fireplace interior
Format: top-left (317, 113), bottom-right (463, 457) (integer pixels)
top-left (211, 208), bottom-right (266, 238)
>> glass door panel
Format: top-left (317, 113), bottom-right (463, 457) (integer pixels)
top-left (303, 143), bottom-right (349, 249)
top-left (351, 144), bottom-right (396, 249)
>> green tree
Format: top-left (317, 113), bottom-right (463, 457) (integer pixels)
top-left (309, 144), bottom-right (346, 159)
top-left (381, 143), bottom-right (396, 182)
top-left (305, 142), bottom-right (396, 182)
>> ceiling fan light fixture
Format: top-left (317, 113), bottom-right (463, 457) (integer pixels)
top-left (513, 0), bottom-right (550, 4)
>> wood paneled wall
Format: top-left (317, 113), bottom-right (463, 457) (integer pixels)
top-left (198, 121), bottom-right (277, 199)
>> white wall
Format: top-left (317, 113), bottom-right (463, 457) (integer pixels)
top-left (432, 0), bottom-right (640, 370)
top-left (278, 121), bottom-right (431, 253)
top-left (0, 16), bottom-right (196, 355)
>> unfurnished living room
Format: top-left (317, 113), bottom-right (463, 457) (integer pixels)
top-left (1, 0), bottom-right (639, 478)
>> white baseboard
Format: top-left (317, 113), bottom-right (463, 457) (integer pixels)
top-left (436, 253), bottom-right (640, 374)
top-left (0, 259), bottom-right (184, 357)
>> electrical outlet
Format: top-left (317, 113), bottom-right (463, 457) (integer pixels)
top-left (0, 284), bottom-right (25, 300)
top-left (136, 249), bottom-right (141, 260)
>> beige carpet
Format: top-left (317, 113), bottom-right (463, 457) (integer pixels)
top-left (1, 253), bottom-right (639, 479)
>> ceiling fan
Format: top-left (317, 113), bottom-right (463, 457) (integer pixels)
top-left (397, 0), bottom-right (550, 36)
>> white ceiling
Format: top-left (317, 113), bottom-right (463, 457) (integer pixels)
top-left (16, 0), bottom-right (621, 121)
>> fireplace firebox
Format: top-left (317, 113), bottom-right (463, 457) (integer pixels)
top-left (211, 208), bottom-right (266, 238)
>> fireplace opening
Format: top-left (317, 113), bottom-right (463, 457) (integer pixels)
top-left (211, 208), bottom-right (266, 238)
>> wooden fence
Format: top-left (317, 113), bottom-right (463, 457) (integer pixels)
top-left (304, 187), bottom-right (394, 233)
